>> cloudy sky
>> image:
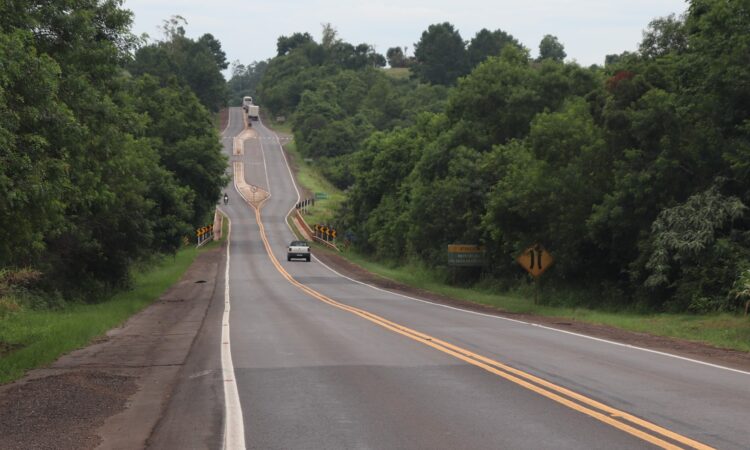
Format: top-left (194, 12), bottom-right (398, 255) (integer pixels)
top-left (123, 0), bottom-right (689, 72)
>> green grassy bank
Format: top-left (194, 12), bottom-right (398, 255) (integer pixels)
top-left (382, 67), bottom-right (411, 80)
top-left (283, 139), bottom-right (345, 227)
top-left (0, 216), bottom-right (227, 384)
top-left (271, 122), bottom-right (750, 353)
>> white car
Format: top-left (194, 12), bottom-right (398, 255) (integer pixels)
top-left (287, 240), bottom-right (311, 262)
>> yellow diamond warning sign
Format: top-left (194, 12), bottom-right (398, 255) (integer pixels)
top-left (517, 244), bottom-right (554, 277)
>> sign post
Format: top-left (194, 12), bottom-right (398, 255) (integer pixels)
top-left (516, 244), bottom-right (554, 304)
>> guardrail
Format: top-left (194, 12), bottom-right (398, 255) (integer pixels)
top-left (292, 209), bottom-right (339, 252)
top-left (196, 223), bottom-right (214, 247)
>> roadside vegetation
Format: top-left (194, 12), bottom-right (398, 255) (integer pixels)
top-left (284, 141), bottom-right (345, 227)
top-left (273, 121), bottom-right (750, 352)
top-left (0, 235), bottom-right (226, 384)
top-left (247, 0), bottom-right (750, 350)
top-left (0, 4), bottom-right (227, 302)
top-left (1, 4), bottom-right (230, 381)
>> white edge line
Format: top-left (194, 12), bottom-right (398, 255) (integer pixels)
top-left (218, 212), bottom-right (246, 450)
top-left (219, 114), bottom-right (246, 450)
top-left (314, 258), bottom-right (750, 377)
top-left (259, 117), bottom-right (301, 234)
top-left (221, 107), bottom-right (232, 135)
top-left (264, 122), bottom-right (750, 378)
top-left (257, 128), bottom-right (272, 196)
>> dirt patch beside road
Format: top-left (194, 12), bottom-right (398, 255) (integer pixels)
top-left (313, 249), bottom-right (750, 372)
top-left (218, 107), bottom-right (229, 131)
top-left (0, 372), bottom-right (137, 450)
top-left (0, 245), bottom-right (224, 450)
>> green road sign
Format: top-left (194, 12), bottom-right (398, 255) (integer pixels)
top-left (447, 244), bottom-right (485, 267)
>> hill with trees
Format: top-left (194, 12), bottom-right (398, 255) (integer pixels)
top-left (248, 0), bottom-right (750, 313)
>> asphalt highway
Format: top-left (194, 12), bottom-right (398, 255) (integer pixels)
top-left (212, 107), bottom-right (749, 449)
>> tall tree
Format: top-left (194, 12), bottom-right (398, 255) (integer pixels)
top-left (412, 22), bottom-right (469, 85)
top-left (467, 28), bottom-right (520, 68)
top-left (198, 33), bottom-right (229, 70)
top-left (639, 14), bottom-right (687, 58)
top-left (130, 17), bottom-right (228, 111)
top-left (0, 29), bottom-right (67, 267)
top-left (0, 1), bottom-right (229, 299)
top-left (321, 23), bottom-right (340, 49)
top-left (277, 32), bottom-right (314, 56)
top-left (386, 47), bottom-right (407, 67)
top-left (129, 75), bottom-right (228, 227)
top-left (538, 34), bottom-right (566, 62)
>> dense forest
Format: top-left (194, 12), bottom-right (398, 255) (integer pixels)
top-left (0, 2), bottom-right (227, 304)
top-left (243, 0), bottom-right (750, 313)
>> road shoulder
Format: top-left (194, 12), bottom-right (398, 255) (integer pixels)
top-left (0, 245), bottom-right (224, 450)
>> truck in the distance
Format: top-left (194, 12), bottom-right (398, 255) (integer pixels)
top-left (247, 104), bottom-right (259, 121)
top-left (242, 96), bottom-right (253, 111)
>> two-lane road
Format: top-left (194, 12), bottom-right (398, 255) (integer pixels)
top-left (163, 107), bottom-right (750, 449)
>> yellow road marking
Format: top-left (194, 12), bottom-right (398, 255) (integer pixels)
top-left (252, 206), bottom-right (713, 450)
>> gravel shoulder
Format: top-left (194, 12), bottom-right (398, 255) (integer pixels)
top-left (0, 245), bottom-right (223, 450)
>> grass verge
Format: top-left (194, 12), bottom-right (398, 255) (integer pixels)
top-left (283, 140), bottom-right (345, 227)
top-left (0, 215), bottom-right (227, 384)
top-left (267, 118), bottom-right (292, 135)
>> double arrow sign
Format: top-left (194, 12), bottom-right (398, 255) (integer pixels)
top-left (517, 244), bottom-right (554, 278)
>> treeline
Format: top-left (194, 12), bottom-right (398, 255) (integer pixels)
top-left (245, 25), bottom-right (448, 187)
top-left (226, 60), bottom-right (268, 107)
top-left (0, 2), bottom-right (227, 303)
top-left (252, 0), bottom-right (749, 313)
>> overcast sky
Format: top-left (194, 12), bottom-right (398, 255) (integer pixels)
top-left (123, 0), bottom-right (689, 73)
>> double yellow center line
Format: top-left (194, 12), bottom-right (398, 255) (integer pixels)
top-left (253, 206), bottom-right (712, 450)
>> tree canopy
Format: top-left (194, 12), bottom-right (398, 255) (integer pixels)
top-left (412, 22), bottom-right (469, 85)
top-left (467, 28), bottom-right (521, 68)
top-left (386, 47), bottom-right (412, 68)
top-left (129, 16), bottom-right (228, 112)
top-left (253, 2), bottom-right (750, 313)
top-left (226, 60), bottom-right (268, 106)
top-left (0, 1), bottom-right (227, 301)
top-left (538, 34), bottom-right (566, 62)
